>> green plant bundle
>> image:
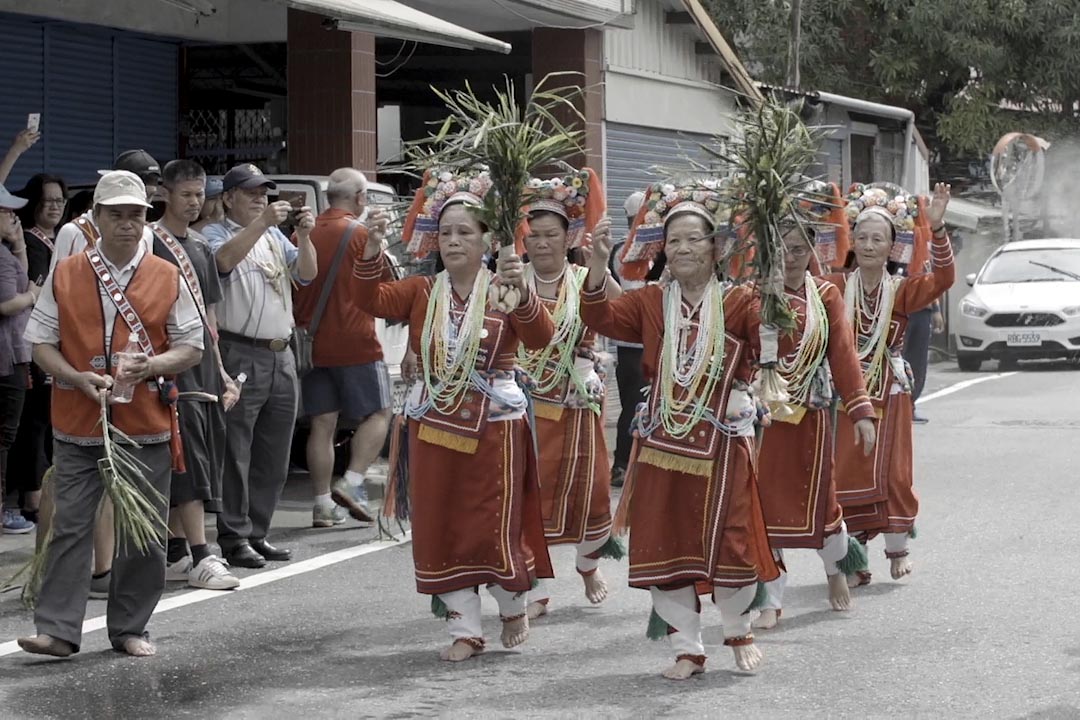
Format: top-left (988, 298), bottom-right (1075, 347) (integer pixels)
top-left (98, 395), bottom-right (167, 556)
top-left (705, 98), bottom-right (828, 332)
top-left (405, 73), bottom-right (586, 248)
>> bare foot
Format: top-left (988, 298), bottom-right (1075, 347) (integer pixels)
top-left (527, 600), bottom-right (549, 620)
top-left (17, 634), bottom-right (74, 658)
top-left (847, 570), bottom-right (872, 589)
top-left (439, 640), bottom-right (483, 662)
top-left (501, 614), bottom-right (529, 649)
top-left (582, 569), bottom-right (609, 605)
top-left (752, 608), bottom-right (779, 630)
top-left (661, 658), bottom-right (704, 680)
top-left (890, 556), bottom-right (913, 580)
top-left (120, 637), bottom-right (156, 657)
top-left (732, 643), bottom-right (763, 672)
top-left (828, 573), bottom-right (853, 611)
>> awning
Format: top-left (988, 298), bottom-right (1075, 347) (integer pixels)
top-left (283, 0), bottom-right (512, 54)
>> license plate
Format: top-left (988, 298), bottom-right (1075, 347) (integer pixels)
top-left (1006, 332), bottom-right (1041, 347)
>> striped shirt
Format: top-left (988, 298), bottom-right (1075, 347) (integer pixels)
top-left (204, 218), bottom-right (307, 340)
top-left (25, 242), bottom-right (204, 351)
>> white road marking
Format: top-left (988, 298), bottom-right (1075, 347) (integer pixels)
top-left (0, 531), bottom-right (412, 658)
top-left (916, 372), bottom-right (1018, 405)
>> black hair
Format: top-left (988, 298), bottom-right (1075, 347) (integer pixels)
top-left (162, 159), bottom-right (206, 187)
top-left (527, 209), bottom-right (569, 232)
top-left (61, 190), bottom-right (94, 225)
top-left (16, 173), bottom-right (68, 228)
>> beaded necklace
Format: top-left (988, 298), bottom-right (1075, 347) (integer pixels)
top-left (844, 268), bottom-right (898, 397)
top-left (777, 273), bottom-right (829, 405)
top-left (420, 270), bottom-right (491, 414)
top-left (657, 277), bottom-right (727, 438)
top-left (517, 264), bottom-right (592, 405)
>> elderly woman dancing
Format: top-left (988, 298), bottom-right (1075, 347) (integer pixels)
top-left (827, 182), bottom-right (955, 584)
top-left (581, 181), bottom-right (779, 680)
top-left (353, 169), bottom-right (554, 662)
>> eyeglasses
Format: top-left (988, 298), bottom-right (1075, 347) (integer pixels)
top-left (41, 198), bottom-right (66, 206)
top-left (0, 208), bottom-right (15, 216)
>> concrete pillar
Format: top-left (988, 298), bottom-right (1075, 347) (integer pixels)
top-left (286, 8), bottom-right (376, 176)
top-left (531, 28), bottom-right (604, 178)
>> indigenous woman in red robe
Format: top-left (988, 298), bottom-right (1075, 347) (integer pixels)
top-left (581, 181), bottom-right (779, 680)
top-left (754, 191), bottom-right (877, 628)
top-left (826, 182), bottom-right (955, 584)
top-left (352, 169), bottom-right (554, 662)
top-left (516, 169), bottom-right (625, 619)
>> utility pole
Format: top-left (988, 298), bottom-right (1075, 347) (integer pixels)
top-left (786, 0), bottom-right (802, 88)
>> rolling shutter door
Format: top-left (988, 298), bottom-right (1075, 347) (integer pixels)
top-left (605, 122), bottom-right (719, 231)
top-left (44, 26), bottom-right (115, 185)
top-left (116, 36), bottom-right (179, 168)
top-left (0, 15), bottom-right (45, 187)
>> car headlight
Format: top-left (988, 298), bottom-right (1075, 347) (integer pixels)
top-left (960, 299), bottom-right (990, 318)
top-left (1063, 305), bottom-right (1080, 317)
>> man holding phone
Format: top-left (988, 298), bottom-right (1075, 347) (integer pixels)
top-left (293, 168), bottom-right (392, 528)
top-left (203, 164), bottom-right (317, 569)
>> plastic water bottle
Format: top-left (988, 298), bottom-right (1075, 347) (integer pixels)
top-left (110, 333), bottom-right (142, 404)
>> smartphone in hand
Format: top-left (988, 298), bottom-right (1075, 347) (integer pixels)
top-left (27, 114), bottom-right (40, 133)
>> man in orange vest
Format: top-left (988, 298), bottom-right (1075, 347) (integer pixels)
top-left (18, 171), bottom-right (203, 658)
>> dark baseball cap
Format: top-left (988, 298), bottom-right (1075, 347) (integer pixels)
top-left (205, 176), bottom-right (224, 199)
top-left (98, 149), bottom-right (162, 182)
top-left (222, 163), bottom-right (276, 192)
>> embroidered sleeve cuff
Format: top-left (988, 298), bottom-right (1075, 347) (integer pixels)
top-left (930, 232), bottom-right (955, 268)
top-left (513, 289), bottom-right (542, 322)
top-left (581, 277), bottom-right (609, 305)
top-left (352, 254), bottom-right (387, 281)
top-left (844, 395), bottom-right (876, 422)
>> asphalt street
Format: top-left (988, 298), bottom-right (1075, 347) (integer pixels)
top-left (0, 360), bottom-right (1078, 719)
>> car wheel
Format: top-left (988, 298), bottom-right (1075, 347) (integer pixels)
top-left (957, 355), bottom-right (982, 372)
top-left (998, 357), bottom-right (1020, 372)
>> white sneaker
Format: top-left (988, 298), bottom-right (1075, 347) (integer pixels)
top-left (165, 555), bottom-right (193, 582)
top-left (188, 555), bottom-right (240, 591)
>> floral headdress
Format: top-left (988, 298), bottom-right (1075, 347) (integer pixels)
top-left (519, 167), bottom-right (607, 249)
top-left (618, 179), bottom-right (732, 281)
top-left (844, 182), bottom-right (930, 268)
top-left (402, 168), bottom-right (495, 257)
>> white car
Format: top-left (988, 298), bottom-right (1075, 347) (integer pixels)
top-left (954, 238), bottom-right (1080, 371)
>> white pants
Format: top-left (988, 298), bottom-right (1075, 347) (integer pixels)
top-left (439, 584), bottom-right (528, 643)
top-left (760, 524), bottom-right (851, 610)
top-left (650, 583), bottom-right (757, 659)
top-left (530, 533), bottom-right (609, 604)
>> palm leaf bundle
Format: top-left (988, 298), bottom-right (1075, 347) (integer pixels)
top-left (703, 98), bottom-right (828, 410)
top-left (405, 73), bottom-right (586, 310)
top-left (96, 393), bottom-right (168, 555)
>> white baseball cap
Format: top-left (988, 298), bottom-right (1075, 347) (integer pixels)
top-left (94, 170), bottom-right (152, 208)
top-left (624, 190), bottom-right (646, 217)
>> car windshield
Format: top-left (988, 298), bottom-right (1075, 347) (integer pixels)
top-left (979, 247), bottom-right (1080, 284)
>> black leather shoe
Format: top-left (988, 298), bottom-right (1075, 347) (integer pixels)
top-left (250, 539), bottom-right (292, 562)
top-left (224, 542), bottom-right (266, 569)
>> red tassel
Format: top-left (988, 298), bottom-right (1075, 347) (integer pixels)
top-left (401, 170), bottom-right (433, 258)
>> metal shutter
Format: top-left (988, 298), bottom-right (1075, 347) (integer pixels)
top-left (0, 13), bottom-right (178, 188)
top-left (605, 122), bottom-right (719, 231)
top-left (0, 14), bottom-right (45, 187)
top-left (44, 26), bottom-right (115, 185)
top-left (116, 36), bottom-right (178, 167)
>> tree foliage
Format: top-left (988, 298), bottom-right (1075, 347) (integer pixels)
top-left (705, 0), bottom-right (1080, 157)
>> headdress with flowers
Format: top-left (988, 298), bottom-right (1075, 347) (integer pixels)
top-left (401, 168), bottom-right (494, 258)
top-left (618, 178), bottom-right (732, 281)
top-left (518, 167), bottom-right (607, 250)
top-left (844, 182), bottom-right (930, 269)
